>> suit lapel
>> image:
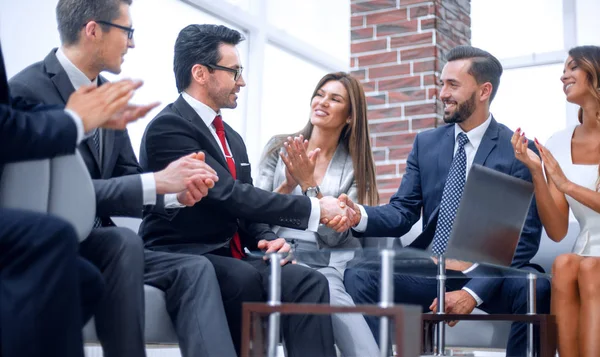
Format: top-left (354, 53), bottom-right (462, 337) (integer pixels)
top-left (45, 50), bottom-right (76, 104)
top-left (96, 76), bottom-right (114, 177)
top-left (172, 96), bottom-right (229, 170)
top-left (437, 125), bottom-right (455, 180)
top-left (473, 117), bottom-right (499, 166)
top-left (45, 50), bottom-right (103, 169)
top-left (223, 123), bottom-right (246, 177)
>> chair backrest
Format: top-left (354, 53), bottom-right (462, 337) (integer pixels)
top-left (0, 153), bottom-right (95, 241)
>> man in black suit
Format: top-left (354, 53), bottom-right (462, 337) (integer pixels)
top-left (8, 1), bottom-right (237, 357)
top-left (0, 41), bottom-right (149, 357)
top-left (139, 24), bottom-right (353, 357)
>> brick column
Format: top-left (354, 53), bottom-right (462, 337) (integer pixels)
top-left (351, 0), bottom-right (470, 203)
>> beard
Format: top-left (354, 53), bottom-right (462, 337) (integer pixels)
top-left (207, 78), bottom-right (238, 109)
top-left (443, 92), bottom-right (476, 124)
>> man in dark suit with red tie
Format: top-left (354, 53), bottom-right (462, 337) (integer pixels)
top-left (139, 24), bottom-right (352, 356)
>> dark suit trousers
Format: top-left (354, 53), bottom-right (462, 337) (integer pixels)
top-left (344, 268), bottom-right (551, 356)
top-left (79, 226), bottom-right (146, 357)
top-left (144, 249), bottom-right (237, 357)
top-left (169, 248), bottom-right (336, 357)
top-left (0, 209), bottom-right (103, 357)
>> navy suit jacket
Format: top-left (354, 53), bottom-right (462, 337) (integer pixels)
top-left (361, 118), bottom-right (542, 303)
top-left (0, 44), bottom-right (77, 174)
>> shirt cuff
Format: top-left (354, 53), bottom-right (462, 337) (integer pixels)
top-left (462, 263), bottom-right (479, 274)
top-left (462, 287), bottom-right (483, 306)
top-left (164, 193), bottom-right (186, 209)
top-left (64, 109), bottom-right (85, 145)
top-left (141, 173), bottom-right (157, 205)
top-left (353, 204), bottom-right (369, 232)
top-left (306, 197), bottom-right (321, 232)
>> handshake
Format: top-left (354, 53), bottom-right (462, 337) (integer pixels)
top-left (318, 194), bottom-right (360, 233)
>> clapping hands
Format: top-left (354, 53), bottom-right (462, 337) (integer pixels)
top-left (280, 135), bottom-right (321, 191)
top-left (511, 128), bottom-right (542, 172)
top-left (511, 128), bottom-right (571, 192)
top-left (534, 139), bottom-right (571, 192)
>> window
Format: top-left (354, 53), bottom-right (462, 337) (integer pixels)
top-left (491, 64), bottom-right (566, 144)
top-left (471, 0), bottom-right (564, 59)
top-left (101, 0), bottom-right (249, 155)
top-left (266, 0), bottom-right (350, 63)
top-left (259, 45), bottom-right (328, 152)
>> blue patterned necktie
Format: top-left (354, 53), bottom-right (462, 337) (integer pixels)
top-left (92, 129), bottom-right (103, 228)
top-left (432, 132), bottom-right (469, 255)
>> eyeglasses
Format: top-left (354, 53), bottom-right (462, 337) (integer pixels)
top-left (96, 20), bottom-right (135, 40)
top-left (204, 63), bottom-right (244, 81)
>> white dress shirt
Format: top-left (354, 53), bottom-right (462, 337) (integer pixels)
top-left (181, 92), bottom-right (321, 232)
top-left (354, 114), bottom-right (493, 306)
top-left (56, 48), bottom-right (182, 207)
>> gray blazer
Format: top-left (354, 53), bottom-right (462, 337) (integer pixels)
top-left (256, 139), bottom-right (362, 249)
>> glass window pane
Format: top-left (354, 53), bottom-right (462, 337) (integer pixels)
top-left (491, 64), bottom-right (567, 145)
top-left (471, 0), bottom-right (564, 59)
top-left (266, 0), bottom-right (350, 63)
top-left (576, 0), bottom-right (600, 47)
top-left (260, 45), bottom-right (328, 151)
top-left (102, 0), bottom-right (248, 157)
top-left (223, 0), bottom-right (251, 12)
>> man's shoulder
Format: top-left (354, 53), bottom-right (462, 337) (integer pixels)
top-left (415, 124), bottom-right (453, 142)
top-left (9, 60), bottom-right (48, 87)
top-left (145, 102), bottom-right (187, 132)
top-left (493, 120), bottom-right (516, 140)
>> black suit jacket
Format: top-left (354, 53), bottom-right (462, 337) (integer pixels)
top-left (9, 49), bottom-right (147, 220)
top-left (139, 95), bottom-right (312, 254)
top-left (0, 44), bottom-right (78, 176)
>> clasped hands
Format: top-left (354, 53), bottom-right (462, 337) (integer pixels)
top-left (154, 152), bottom-right (219, 206)
top-left (319, 194), bottom-right (361, 232)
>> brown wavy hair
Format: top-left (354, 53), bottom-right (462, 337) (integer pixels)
top-left (568, 46), bottom-right (600, 190)
top-left (264, 72), bottom-right (379, 205)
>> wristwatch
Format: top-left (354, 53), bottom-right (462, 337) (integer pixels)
top-left (302, 185), bottom-right (321, 198)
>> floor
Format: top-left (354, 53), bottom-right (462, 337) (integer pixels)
top-left (84, 345), bottom-right (508, 357)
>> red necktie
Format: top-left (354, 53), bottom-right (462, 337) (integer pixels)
top-left (213, 115), bottom-right (245, 259)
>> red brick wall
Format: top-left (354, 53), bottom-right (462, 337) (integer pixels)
top-left (351, 0), bottom-right (470, 203)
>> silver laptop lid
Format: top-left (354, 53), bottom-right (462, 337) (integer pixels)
top-left (444, 164), bottom-right (534, 267)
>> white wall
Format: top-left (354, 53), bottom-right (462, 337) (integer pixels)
top-left (0, 0), bottom-right (349, 168)
top-left (0, 0), bottom-right (60, 77)
top-left (472, 0), bottom-right (598, 144)
top-left (0, 0), bottom-right (248, 158)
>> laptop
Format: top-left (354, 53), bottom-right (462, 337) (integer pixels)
top-left (443, 164), bottom-right (534, 267)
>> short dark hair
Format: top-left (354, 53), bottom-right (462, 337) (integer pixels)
top-left (173, 24), bottom-right (245, 92)
top-left (56, 0), bottom-right (132, 46)
top-left (445, 45), bottom-right (503, 103)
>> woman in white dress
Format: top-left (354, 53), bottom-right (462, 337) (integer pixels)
top-left (511, 45), bottom-right (600, 357)
top-left (256, 72), bottom-right (380, 357)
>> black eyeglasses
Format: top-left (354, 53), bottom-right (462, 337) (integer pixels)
top-left (96, 20), bottom-right (135, 40)
top-left (204, 64), bottom-right (244, 81)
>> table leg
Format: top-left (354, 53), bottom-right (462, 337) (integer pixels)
top-left (267, 253), bottom-right (282, 357)
top-left (379, 249), bottom-right (395, 357)
top-left (527, 273), bottom-right (537, 357)
top-left (436, 255), bottom-right (446, 356)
